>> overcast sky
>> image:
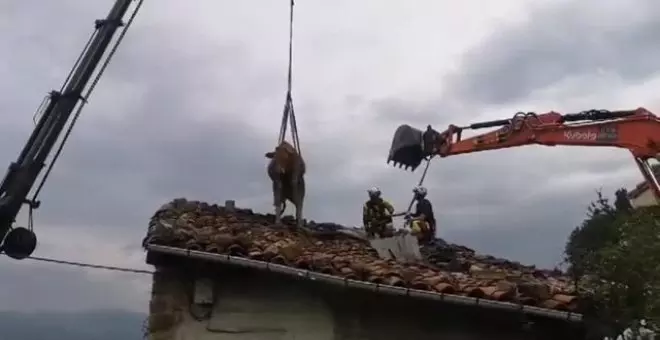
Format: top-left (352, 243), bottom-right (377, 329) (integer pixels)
top-left (1, 0), bottom-right (659, 313)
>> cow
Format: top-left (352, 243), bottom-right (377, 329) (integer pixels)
top-left (265, 141), bottom-right (306, 229)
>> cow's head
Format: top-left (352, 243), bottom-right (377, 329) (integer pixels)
top-left (266, 141), bottom-right (297, 174)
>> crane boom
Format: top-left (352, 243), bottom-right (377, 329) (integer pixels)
top-left (387, 108), bottom-right (660, 201)
top-left (0, 0), bottom-right (136, 259)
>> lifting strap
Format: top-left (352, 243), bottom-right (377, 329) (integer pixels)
top-left (277, 0), bottom-right (302, 156)
top-left (404, 157), bottom-right (434, 215)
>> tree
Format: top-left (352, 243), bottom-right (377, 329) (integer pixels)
top-left (614, 188), bottom-right (633, 214)
top-left (586, 205), bottom-right (660, 329)
top-left (565, 188), bottom-right (660, 335)
top-left (564, 190), bottom-right (621, 280)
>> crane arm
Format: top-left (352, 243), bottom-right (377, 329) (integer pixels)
top-left (387, 107), bottom-right (660, 200)
top-left (0, 0), bottom-right (138, 259)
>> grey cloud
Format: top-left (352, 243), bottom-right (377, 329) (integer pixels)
top-left (1, 0), bottom-right (656, 317)
top-left (4, 4), bottom-right (364, 235)
top-left (444, 188), bottom-right (592, 268)
top-left (446, 0), bottom-right (660, 105)
top-left (0, 0), bottom-right (278, 313)
top-left (370, 96), bottom-right (464, 127)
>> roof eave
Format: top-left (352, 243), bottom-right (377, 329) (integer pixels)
top-left (145, 243), bottom-right (583, 323)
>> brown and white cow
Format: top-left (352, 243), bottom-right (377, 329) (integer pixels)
top-left (265, 141), bottom-right (306, 229)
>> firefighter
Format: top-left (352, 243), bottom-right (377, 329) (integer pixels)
top-left (362, 187), bottom-right (395, 238)
top-left (407, 186), bottom-right (436, 243)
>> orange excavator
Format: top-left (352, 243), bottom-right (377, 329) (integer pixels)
top-left (387, 108), bottom-right (660, 201)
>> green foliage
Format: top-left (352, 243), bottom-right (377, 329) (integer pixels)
top-left (614, 188), bottom-right (633, 214)
top-left (564, 190), bottom-right (621, 279)
top-left (587, 205), bottom-right (660, 326)
top-left (565, 188), bottom-right (660, 331)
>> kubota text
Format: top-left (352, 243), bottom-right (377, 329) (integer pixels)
top-left (564, 131), bottom-right (597, 140)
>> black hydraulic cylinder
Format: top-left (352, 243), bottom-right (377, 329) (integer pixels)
top-left (469, 119), bottom-right (510, 130)
top-left (0, 0), bottom-right (133, 244)
top-left (561, 109), bottom-right (637, 122)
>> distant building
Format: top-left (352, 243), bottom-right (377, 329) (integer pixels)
top-left (628, 165), bottom-right (660, 208)
top-left (628, 181), bottom-right (658, 208)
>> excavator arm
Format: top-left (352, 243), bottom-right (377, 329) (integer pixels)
top-left (387, 107), bottom-right (660, 200)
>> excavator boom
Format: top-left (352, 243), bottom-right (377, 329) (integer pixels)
top-left (387, 107), bottom-right (660, 198)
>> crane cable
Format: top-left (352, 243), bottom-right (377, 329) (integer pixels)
top-left (403, 156), bottom-right (434, 219)
top-left (277, 0), bottom-right (302, 156)
top-left (26, 0), bottom-right (144, 232)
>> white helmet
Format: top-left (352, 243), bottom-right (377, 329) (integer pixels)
top-left (367, 187), bottom-right (381, 198)
top-left (413, 186), bottom-right (427, 197)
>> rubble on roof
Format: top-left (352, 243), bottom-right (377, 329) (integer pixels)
top-left (143, 198), bottom-right (580, 312)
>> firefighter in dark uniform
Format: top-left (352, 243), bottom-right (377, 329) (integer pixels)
top-left (407, 186), bottom-right (436, 243)
top-left (362, 187), bottom-right (395, 238)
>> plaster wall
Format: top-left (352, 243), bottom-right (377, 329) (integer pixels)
top-left (146, 265), bottom-right (581, 340)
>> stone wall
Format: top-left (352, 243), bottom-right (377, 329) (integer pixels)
top-left (147, 263), bottom-right (584, 340)
top-left (147, 267), bottom-right (189, 340)
top-left (147, 264), bottom-right (335, 340)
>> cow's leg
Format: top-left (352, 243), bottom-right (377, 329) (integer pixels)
top-left (280, 200), bottom-right (287, 216)
top-left (272, 180), bottom-right (283, 225)
top-left (294, 177), bottom-right (306, 229)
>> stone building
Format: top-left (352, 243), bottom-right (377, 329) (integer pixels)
top-left (143, 199), bottom-right (585, 340)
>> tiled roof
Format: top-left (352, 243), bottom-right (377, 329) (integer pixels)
top-left (143, 198), bottom-right (581, 321)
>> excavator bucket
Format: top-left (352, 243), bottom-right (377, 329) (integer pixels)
top-left (387, 124), bottom-right (425, 171)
